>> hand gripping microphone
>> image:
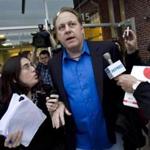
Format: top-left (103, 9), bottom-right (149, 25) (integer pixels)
top-left (103, 52), bottom-right (126, 79)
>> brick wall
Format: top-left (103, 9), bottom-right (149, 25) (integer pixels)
top-left (113, 0), bottom-right (121, 22)
top-left (124, 0), bottom-right (150, 60)
top-left (74, 0), bottom-right (150, 60)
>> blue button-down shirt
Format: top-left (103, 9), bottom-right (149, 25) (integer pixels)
top-left (62, 41), bottom-right (112, 150)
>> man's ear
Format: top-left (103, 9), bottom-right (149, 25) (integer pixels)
top-left (81, 25), bottom-right (85, 35)
top-left (81, 25), bottom-right (84, 32)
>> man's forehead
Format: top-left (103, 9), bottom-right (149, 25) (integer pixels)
top-left (56, 12), bottom-right (78, 24)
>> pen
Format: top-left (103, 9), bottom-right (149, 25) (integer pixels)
top-left (126, 26), bottom-right (130, 37)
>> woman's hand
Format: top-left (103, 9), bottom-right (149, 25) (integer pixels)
top-left (46, 94), bottom-right (59, 113)
top-left (4, 130), bottom-right (23, 148)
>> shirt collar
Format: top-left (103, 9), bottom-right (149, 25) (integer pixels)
top-left (62, 40), bottom-right (90, 61)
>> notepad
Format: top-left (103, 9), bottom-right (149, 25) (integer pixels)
top-left (0, 93), bottom-right (46, 147)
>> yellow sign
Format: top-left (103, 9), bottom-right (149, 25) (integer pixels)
top-left (84, 27), bottom-right (103, 41)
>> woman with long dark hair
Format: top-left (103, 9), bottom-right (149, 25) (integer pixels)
top-left (0, 55), bottom-right (64, 150)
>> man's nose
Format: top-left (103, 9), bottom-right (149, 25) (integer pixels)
top-left (65, 25), bottom-right (71, 32)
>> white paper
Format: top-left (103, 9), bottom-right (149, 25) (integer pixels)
top-left (0, 93), bottom-right (46, 147)
top-left (123, 66), bottom-right (150, 108)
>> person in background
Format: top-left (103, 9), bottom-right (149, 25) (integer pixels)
top-left (123, 29), bottom-right (150, 72)
top-left (36, 50), bottom-right (52, 95)
top-left (47, 7), bottom-right (145, 150)
top-left (116, 28), bottom-right (150, 119)
top-left (116, 74), bottom-right (150, 119)
top-left (0, 55), bottom-right (64, 150)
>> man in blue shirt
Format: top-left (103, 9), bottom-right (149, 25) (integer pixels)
top-left (47, 7), bottom-right (144, 150)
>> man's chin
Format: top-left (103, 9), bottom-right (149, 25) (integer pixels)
top-left (65, 43), bottom-right (78, 50)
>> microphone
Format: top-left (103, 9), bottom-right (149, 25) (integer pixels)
top-left (103, 52), bottom-right (113, 65)
top-left (103, 52), bottom-right (126, 79)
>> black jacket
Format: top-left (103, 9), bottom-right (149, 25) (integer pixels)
top-left (125, 51), bottom-right (150, 119)
top-left (0, 91), bottom-right (65, 150)
top-left (49, 41), bottom-right (145, 150)
top-left (134, 82), bottom-right (150, 119)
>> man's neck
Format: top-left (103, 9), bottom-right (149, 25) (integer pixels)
top-left (66, 44), bottom-right (83, 59)
top-left (68, 50), bottom-right (82, 59)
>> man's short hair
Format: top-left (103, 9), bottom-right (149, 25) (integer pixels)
top-left (39, 50), bottom-right (50, 57)
top-left (53, 7), bottom-right (82, 30)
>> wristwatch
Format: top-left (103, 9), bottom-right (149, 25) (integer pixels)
top-left (132, 80), bottom-right (141, 91)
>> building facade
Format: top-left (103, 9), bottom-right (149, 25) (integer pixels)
top-left (73, 0), bottom-right (150, 60)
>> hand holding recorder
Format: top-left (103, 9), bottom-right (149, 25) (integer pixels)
top-left (46, 89), bottom-right (59, 112)
top-left (46, 89), bottom-right (71, 129)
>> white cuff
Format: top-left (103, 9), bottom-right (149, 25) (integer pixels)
top-left (132, 80), bottom-right (141, 91)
